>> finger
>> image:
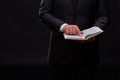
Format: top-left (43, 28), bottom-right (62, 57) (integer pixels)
top-left (69, 27), bottom-right (76, 35)
top-left (77, 28), bottom-right (83, 34)
top-left (74, 25), bottom-right (83, 35)
top-left (65, 29), bottom-right (70, 35)
top-left (68, 26), bottom-right (71, 34)
top-left (69, 27), bottom-right (73, 35)
top-left (72, 26), bottom-right (77, 34)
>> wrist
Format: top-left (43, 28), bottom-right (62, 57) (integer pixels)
top-left (60, 23), bottom-right (68, 32)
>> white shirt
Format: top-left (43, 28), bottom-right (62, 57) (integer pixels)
top-left (60, 23), bottom-right (68, 32)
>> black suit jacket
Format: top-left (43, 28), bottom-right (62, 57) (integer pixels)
top-left (39, 0), bottom-right (109, 31)
top-left (39, 0), bottom-right (109, 64)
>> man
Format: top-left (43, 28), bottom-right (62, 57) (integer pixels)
top-left (39, 0), bottom-right (109, 80)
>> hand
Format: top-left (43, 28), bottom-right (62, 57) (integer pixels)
top-left (63, 24), bottom-right (83, 35)
top-left (75, 37), bottom-right (95, 43)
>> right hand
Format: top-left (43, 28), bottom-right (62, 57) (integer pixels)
top-left (63, 24), bottom-right (83, 35)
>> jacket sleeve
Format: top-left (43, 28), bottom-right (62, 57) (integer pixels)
top-left (39, 0), bottom-right (65, 32)
top-left (93, 0), bottom-right (109, 29)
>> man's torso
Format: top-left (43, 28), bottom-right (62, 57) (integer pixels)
top-left (51, 0), bottom-right (99, 30)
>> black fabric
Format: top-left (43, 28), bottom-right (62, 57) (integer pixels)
top-left (39, 0), bottom-right (108, 79)
top-left (39, 0), bottom-right (109, 64)
top-left (39, 0), bottom-right (109, 32)
top-left (49, 35), bottom-right (99, 64)
top-left (49, 64), bottom-right (98, 80)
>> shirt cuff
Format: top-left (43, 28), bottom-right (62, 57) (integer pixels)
top-left (60, 23), bottom-right (68, 32)
top-left (92, 26), bottom-right (99, 27)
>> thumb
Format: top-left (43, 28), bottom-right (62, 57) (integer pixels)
top-left (73, 25), bottom-right (83, 35)
top-left (76, 28), bottom-right (83, 35)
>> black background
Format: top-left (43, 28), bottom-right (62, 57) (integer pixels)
top-left (0, 0), bottom-right (120, 80)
